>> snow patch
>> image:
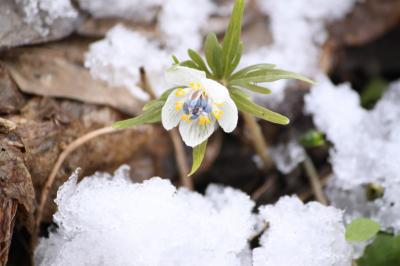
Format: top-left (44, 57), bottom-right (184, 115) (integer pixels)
top-left (305, 76), bottom-right (400, 234)
top-left (253, 195), bottom-right (352, 266)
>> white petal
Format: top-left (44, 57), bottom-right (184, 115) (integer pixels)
top-left (179, 120), bottom-right (216, 147)
top-left (202, 78), bottom-right (229, 103)
top-left (165, 65), bottom-right (206, 87)
top-left (216, 97), bottom-right (238, 133)
top-left (161, 89), bottom-right (185, 130)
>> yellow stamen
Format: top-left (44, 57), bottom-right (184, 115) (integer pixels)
top-left (181, 114), bottom-right (190, 122)
top-left (215, 102), bottom-right (224, 107)
top-left (189, 82), bottom-right (202, 90)
top-left (175, 88), bottom-right (186, 96)
top-left (198, 115), bottom-right (211, 126)
top-left (212, 109), bottom-right (224, 120)
top-left (175, 101), bottom-right (183, 111)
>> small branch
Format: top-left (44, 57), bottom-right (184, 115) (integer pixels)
top-left (302, 153), bottom-right (328, 205)
top-left (168, 129), bottom-right (193, 190)
top-left (242, 113), bottom-right (273, 172)
top-left (139, 67), bottom-right (193, 190)
top-left (248, 221), bottom-right (269, 242)
top-left (251, 175), bottom-right (276, 201)
top-left (33, 126), bottom-right (117, 247)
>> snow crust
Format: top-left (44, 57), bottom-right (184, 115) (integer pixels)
top-left (305, 76), bottom-right (400, 234)
top-left (240, 0), bottom-right (356, 104)
top-left (84, 25), bottom-right (169, 100)
top-left (253, 196), bottom-right (352, 266)
top-left (84, 0), bottom-right (213, 99)
top-left (36, 166), bottom-right (353, 266)
top-left (35, 166), bottom-right (255, 266)
top-left (16, 0), bottom-right (78, 36)
top-left (77, 0), bottom-right (163, 22)
top-left (270, 140), bottom-right (306, 174)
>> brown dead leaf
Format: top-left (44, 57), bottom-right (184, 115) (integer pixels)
top-left (1, 39), bottom-right (143, 116)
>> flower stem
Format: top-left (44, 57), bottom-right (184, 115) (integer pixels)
top-left (242, 112), bottom-right (273, 171)
top-left (302, 153), bottom-right (328, 205)
top-left (139, 67), bottom-right (193, 190)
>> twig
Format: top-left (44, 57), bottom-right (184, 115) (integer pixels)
top-left (251, 175), bottom-right (276, 201)
top-left (242, 113), bottom-right (273, 171)
top-left (139, 67), bottom-right (193, 189)
top-left (168, 129), bottom-right (193, 190)
top-left (248, 221), bottom-right (269, 242)
top-left (33, 126), bottom-right (117, 246)
top-left (302, 153), bottom-right (328, 205)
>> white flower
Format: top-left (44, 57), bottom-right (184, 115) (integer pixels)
top-left (161, 66), bottom-right (238, 147)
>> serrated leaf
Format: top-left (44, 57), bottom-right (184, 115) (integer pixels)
top-left (188, 49), bottom-right (210, 74)
top-left (299, 130), bottom-right (325, 148)
top-left (188, 140), bottom-right (207, 176)
top-left (230, 88), bottom-right (289, 125)
top-left (230, 63), bottom-right (276, 80)
top-left (113, 105), bottom-right (162, 128)
top-left (357, 233), bottom-right (400, 266)
top-left (233, 81), bottom-right (272, 94)
top-left (345, 218), bottom-right (381, 242)
top-left (231, 68), bottom-right (314, 85)
top-left (204, 33), bottom-right (223, 78)
top-left (221, 0), bottom-right (245, 78)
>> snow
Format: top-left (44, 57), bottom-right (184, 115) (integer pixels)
top-left (36, 166), bottom-right (354, 265)
top-left (35, 165), bottom-right (255, 266)
top-left (305, 76), bottom-right (400, 234)
top-left (77, 0), bottom-right (163, 22)
top-left (270, 139), bottom-right (306, 174)
top-left (84, 0), bottom-right (214, 99)
top-left (84, 25), bottom-right (170, 100)
top-left (158, 0), bottom-right (214, 57)
top-left (240, 0), bottom-right (356, 105)
top-left (16, 0), bottom-right (78, 36)
top-left (253, 195), bottom-right (352, 266)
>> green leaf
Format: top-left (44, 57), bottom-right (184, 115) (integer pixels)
top-left (230, 68), bottom-right (314, 85)
top-left (233, 81), bottom-right (272, 94)
top-left (180, 60), bottom-right (201, 70)
top-left (142, 99), bottom-right (164, 111)
top-left (142, 88), bottom-right (174, 111)
top-left (365, 183), bottom-right (385, 201)
top-left (172, 55), bottom-right (180, 64)
top-left (228, 42), bottom-right (243, 77)
top-left (361, 77), bottom-right (388, 109)
top-left (299, 130), bottom-right (326, 148)
top-left (230, 88), bottom-right (289, 125)
top-left (345, 218), bottom-right (381, 242)
top-left (204, 33), bottom-right (223, 78)
top-left (221, 0), bottom-right (245, 78)
top-left (230, 63), bottom-right (276, 81)
top-left (188, 140), bottom-right (207, 176)
top-left (113, 105), bottom-right (162, 128)
top-left (159, 88), bottom-right (175, 101)
top-left (357, 233), bottom-right (400, 266)
top-left (188, 49), bottom-right (210, 74)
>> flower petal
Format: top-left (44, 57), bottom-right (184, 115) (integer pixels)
top-left (161, 89), bottom-right (186, 130)
top-left (165, 65), bottom-right (206, 87)
top-left (202, 78), bottom-right (229, 103)
top-left (179, 120), bottom-right (216, 147)
top-left (216, 97), bottom-right (238, 133)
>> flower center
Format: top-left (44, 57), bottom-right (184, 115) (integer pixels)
top-left (181, 90), bottom-right (213, 125)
